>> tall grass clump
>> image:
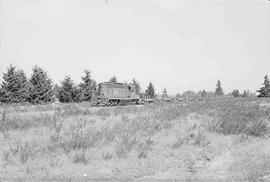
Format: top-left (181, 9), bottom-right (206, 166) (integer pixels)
top-left (4, 140), bottom-right (40, 164)
top-left (1, 107), bottom-right (9, 139)
top-left (210, 103), bottom-right (270, 137)
top-left (53, 121), bottom-right (97, 153)
top-left (115, 133), bottom-right (138, 158)
top-left (172, 122), bottom-right (210, 149)
top-left (72, 151), bottom-right (88, 164)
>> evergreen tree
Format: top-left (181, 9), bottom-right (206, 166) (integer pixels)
top-left (215, 80), bottom-right (224, 96)
top-left (0, 88), bottom-right (4, 104)
top-left (232, 89), bottom-right (240, 97)
top-left (201, 89), bottom-right (207, 100)
top-left (242, 90), bottom-right (248, 97)
top-left (16, 70), bottom-right (30, 102)
top-left (78, 70), bottom-right (97, 101)
top-left (162, 88), bottom-right (168, 98)
top-left (57, 76), bottom-right (79, 103)
top-left (146, 82), bottom-right (155, 99)
top-left (109, 76), bottom-right (117, 83)
top-left (29, 66), bottom-right (54, 104)
top-left (0, 65), bottom-right (29, 103)
top-left (257, 75), bottom-right (270, 97)
top-left (132, 78), bottom-right (141, 95)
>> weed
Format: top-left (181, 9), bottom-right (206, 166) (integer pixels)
top-left (72, 151), bottom-right (88, 164)
top-left (172, 124), bottom-right (210, 149)
top-left (7, 140), bottom-right (39, 164)
top-left (137, 137), bottom-right (154, 159)
top-left (245, 119), bottom-right (269, 137)
top-left (115, 134), bottom-right (138, 158)
top-left (1, 107), bottom-right (9, 139)
top-left (103, 152), bottom-right (113, 160)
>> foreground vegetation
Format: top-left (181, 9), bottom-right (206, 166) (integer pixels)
top-left (1, 97), bottom-right (270, 181)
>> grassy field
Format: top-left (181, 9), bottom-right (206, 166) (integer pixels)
top-left (1, 97), bottom-right (270, 182)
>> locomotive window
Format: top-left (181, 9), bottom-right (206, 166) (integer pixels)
top-left (128, 86), bottom-right (131, 91)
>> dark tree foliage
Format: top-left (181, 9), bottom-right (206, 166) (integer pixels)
top-left (242, 90), bottom-right (248, 97)
top-left (132, 78), bottom-right (141, 95)
top-left (201, 89), bottom-right (207, 100)
top-left (78, 70), bottom-right (97, 101)
top-left (232, 89), bottom-right (240, 97)
top-left (257, 75), bottom-right (270, 97)
top-left (182, 90), bottom-right (196, 99)
top-left (0, 65), bottom-right (29, 103)
top-left (109, 76), bottom-right (117, 83)
top-left (215, 80), bottom-right (224, 96)
top-left (29, 66), bottom-right (54, 104)
top-left (57, 76), bottom-right (80, 103)
top-left (196, 90), bottom-right (207, 100)
top-left (146, 82), bottom-right (155, 99)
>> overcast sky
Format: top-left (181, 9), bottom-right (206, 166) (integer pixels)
top-left (0, 0), bottom-right (269, 94)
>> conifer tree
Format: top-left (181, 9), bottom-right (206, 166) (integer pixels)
top-left (215, 80), bottom-right (224, 96)
top-left (78, 70), bottom-right (97, 101)
top-left (242, 90), bottom-right (248, 97)
top-left (146, 82), bottom-right (155, 99)
top-left (132, 78), bottom-right (141, 95)
top-left (29, 66), bottom-right (54, 104)
top-left (257, 75), bottom-right (270, 97)
top-left (57, 76), bottom-right (80, 103)
top-left (201, 89), bottom-right (207, 100)
top-left (16, 70), bottom-right (30, 102)
top-left (0, 88), bottom-right (4, 104)
top-left (232, 89), bottom-right (240, 97)
top-left (0, 65), bottom-right (30, 103)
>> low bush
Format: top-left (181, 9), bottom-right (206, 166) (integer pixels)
top-left (72, 151), bottom-right (88, 164)
top-left (215, 104), bottom-right (270, 136)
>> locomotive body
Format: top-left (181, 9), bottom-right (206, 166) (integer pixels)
top-left (96, 82), bottom-right (140, 106)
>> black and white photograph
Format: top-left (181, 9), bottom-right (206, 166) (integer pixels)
top-left (0, 0), bottom-right (270, 181)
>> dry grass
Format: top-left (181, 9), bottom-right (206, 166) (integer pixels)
top-left (229, 140), bottom-right (270, 182)
top-left (1, 97), bottom-right (270, 181)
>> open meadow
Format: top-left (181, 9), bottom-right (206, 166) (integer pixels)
top-left (1, 97), bottom-right (270, 182)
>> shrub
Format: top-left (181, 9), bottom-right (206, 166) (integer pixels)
top-left (137, 137), bottom-right (154, 159)
top-left (172, 123), bottom-right (210, 149)
top-left (245, 119), bottom-right (269, 137)
top-left (215, 104), bottom-right (270, 136)
top-left (6, 140), bottom-right (40, 164)
top-left (115, 134), bottom-right (138, 158)
top-left (72, 151), bottom-right (88, 164)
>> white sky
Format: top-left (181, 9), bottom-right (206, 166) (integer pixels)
top-left (0, 0), bottom-right (270, 94)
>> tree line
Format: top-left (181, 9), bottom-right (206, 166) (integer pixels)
top-left (0, 64), bottom-right (157, 104)
top-left (1, 64), bottom-right (270, 104)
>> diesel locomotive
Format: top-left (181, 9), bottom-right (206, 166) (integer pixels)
top-left (95, 82), bottom-right (141, 106)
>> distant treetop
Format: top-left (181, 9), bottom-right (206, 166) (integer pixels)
top-left (215, 80), bottom-right (224, 96)
top-left (257, 75), bottom-right (270, 97)
top-left (109, 76), bottom-right (117, 83)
